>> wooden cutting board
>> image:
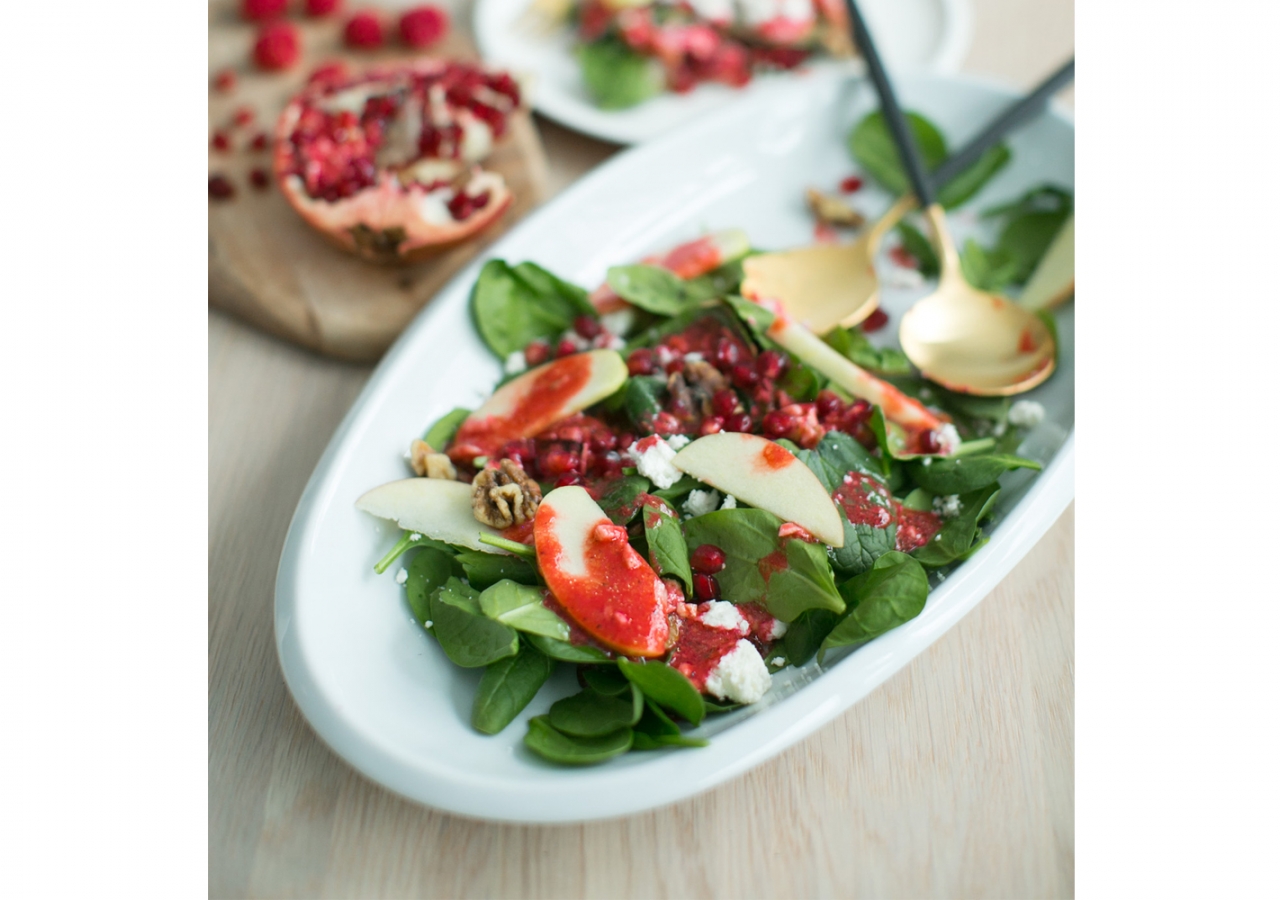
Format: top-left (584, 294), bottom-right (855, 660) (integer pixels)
top-left (208, 2), bottom-right (549, 362)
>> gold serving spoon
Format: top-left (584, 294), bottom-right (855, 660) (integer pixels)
top-left (844, 0), bottom-right (1058, 395)
top-left (742, 56), bottom-right (1074, 344)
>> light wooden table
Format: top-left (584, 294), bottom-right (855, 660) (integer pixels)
top-left (210, 2), bottom-right (1074, 895)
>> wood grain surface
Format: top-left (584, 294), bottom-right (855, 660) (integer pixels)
top-left (208, 1), bottom-right (548, 362)
top-left (209, 2), bottom-right (1075, 896)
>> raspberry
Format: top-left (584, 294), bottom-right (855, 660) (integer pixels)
top-left (209, 175), bottom-right (236, 200)
top-left (304, 0), bottom-right (343, 16)
top-left (253, 22), bottom-right (300, 71)
top-left (344, 12), bottom-right (385, 49)
top-left (399, 5), bottom-right (450, 48)
top-left (213, 69), bottom-right (237, 93)
top-left (250, 168), bottom-right (271, 190)
top-left (241, 0), bottom-right (286, 21)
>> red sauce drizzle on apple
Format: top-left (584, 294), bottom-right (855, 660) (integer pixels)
top-left (451, 353), bottom-right (594, 458)
top-left (895, 505), bottom-right (942, 552)
top-left (758, 441), bottom-right (794, 471)
top-left (534, 503), bottom-right (669, 657)
top-left (646, 235), bottom-right (723, 279)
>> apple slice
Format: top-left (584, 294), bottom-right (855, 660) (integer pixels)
top-left (1019, 214), bottom-right (1073, 311)
top-left (671, 433), bottom-right (845, 547)
top-left (450, 349), bottom-right (627, 459)
top-left (355, 478), bottom-right (503, 553)
top-left (534, 486), bottom-right (669, 658)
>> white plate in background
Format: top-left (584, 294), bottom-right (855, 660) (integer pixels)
top-left (275, 71), bottom-right (1073, 823)
top-left (473, 0), bottom-right (973, 144)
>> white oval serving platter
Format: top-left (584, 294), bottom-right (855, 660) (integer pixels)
top-left (473, 0), bottom-right (973, 144)
top-left (275, 70), bottom-right (1074, 823)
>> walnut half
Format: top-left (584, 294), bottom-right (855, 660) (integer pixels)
top-left (409, 439), bottom-right (458, 481)
top-left (472, 459), bottom-right (542, 529)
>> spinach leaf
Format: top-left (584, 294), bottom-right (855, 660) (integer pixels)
top-left (651, 475), bottom-right (699, 506)
top-left (548, 684), bottom-right (643, 737)
top-left (422, 407), bottom-right (471, 449)
top-left (470, 641), bottom-right (554, 735)
top-left (782, 608), bottom-right (841, 666)
top-left (894, 220), bottom-right (940, 278)
top-left (582, 665), bottom-right (630, 696)
top-left (454, 550), bottom-right (538, 590)
top-left (511, 261), bottom-right (592, 312)
top-left (623, 376), bottom-right (666, 430)
top-left (832, 520), bottom-right (897, 577)
top-left (848, 111), bottom-right (1010, 208)
top-left (374, 530), bottom-right (456, 574)
top-left (823, 326), bottom-right (913, 377)
top-left (524, 716), bottom-right (633, 765)
top-left (683, 509), bottom-right (845, 622)
top-left (576, 38), bottom-right (664, 110)
top-left (597, 474), bottom-right (652, 525)
top-left (607, 264), bottom-right (689, 316)
top-left (405, 548), bottom-right (455, 625)
top-left (911, 484), bottom-right (1000, 568)
top-left (960, 239), bottom-right (1021, 292)
top-left (525, 633), bottom-right (612, 663)
top-left (804, 429), bottom-right (887, 488)
top-left (702, 698), bottom-right (742, 715)
top-left (641, 496), bottom-right (693, 591)
top-left (617, 658), bottom-right (705, 725)
top-left (470, 259), bottom-right (594, 359)
top-left (778, 359), bottom-right (825, 401)
top-left (429, 577), bottom-right (520, 668)
top-left (683, 259), bottom-right (745, 301)
top-left (478, 580), bottom-right (571, 641)
top-left (722, 293), bottom-right (776, 342)
top-left (865, 407), bottom-right (899, 476)
top-left (904, 453), bottom-right (1041, 494)
top-left (822, 551), bottom-right (929, 652)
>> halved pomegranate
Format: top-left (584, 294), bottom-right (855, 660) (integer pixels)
top-left (272, 60), bottom-right (522, 264)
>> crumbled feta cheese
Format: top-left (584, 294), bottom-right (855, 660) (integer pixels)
top-left (655, 345), bottom-right (678, 366)
top-left (595, 332), bottom-right (625, 351)
top-left (625, 437), bottom-right (684, 489)
top-left (766, 618), bottom-right (788, 640)
top-left (770, 656), bottom-right (786, 667)
top-left (1008, 400), bottom-right (1046, 429)
top-left (921, 458), bottom-right (932, 467)
top-left (699, 600), bottom-right (750, 634)
top-left (684, 352), bottom-right (705, 364)
top-left (666, 434), bottom-right (690, 451)
top-left (599, 309), bottom-right (635, 338)
top-left (424, 620), bottom-right (433, 628)
top-left (720, 494), bottom-right (737, 510)
top-left (704, 639), bottom-right (772, 704)
top-left (503, 351), bottom-right (528, 375)
top-left (395, 568), bottom-right (409, 585)
top-left (561, 330), bottom-right (591, 352)
top-left (683, 488), bottom-right (721, 518)
top-left (408, 533), bottom-right (423, 541)
top-left (933, 494), bottom-right (962, 518)
top-left (935, 423), bottom-right (961, 455)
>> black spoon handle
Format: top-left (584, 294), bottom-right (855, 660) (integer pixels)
top-left (933, 58), bottom-right (1075, 188)
top-left (844, 0), bottom-right (937, 207)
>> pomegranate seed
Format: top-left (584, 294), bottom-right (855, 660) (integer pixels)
top-left (500, 440), bottom-right (536, 468)
top-left (555, 338), bottom-right (579, 358)
top-left (712, 338), bottom-right (741, 371)
top-left (541, 448), bottom-right (580, 477)
top-left (626, 348), bottom-right (655, 376)
top-left (650, 412), bottom-right (681, 435)
top-left (847, 399), bottom-right (872, 422)
top-left (213, 69), bottom-right (237, 93)
top-left (693, 574), bottom-right (720, 602)
top-left (588, 432), bottom-right (618, 452)
top-left (233, 106), bottom-right (255, 128)
top-left (211, 131), bottom-right (231, 153)
top-left (446, 192), bottom-right (474, 220)
top-left (471, 190), bottom-right (491, 209)
top-left (304, 0), bottom-right (343, 16)
top-left (862, 308), bottom-right (889, 333)
top-left (755, 350), bottom-right (786, 379)
top-left (664, 358), bottom-right (685, 375)
top-left (573, 315), bottom-right (602, 340)
top-left (250, 168), bottom-right (270, 190)
top-left (888, 245), bottom-right (917, 269)
top-left (593, 451), bottom-right (624, 478)
top-left (554, 473), bottom-right (582, 488)
top-left (731, 363), bottom-right (759, 390)
top-left (690, 544), bottom-right (727, 575)
top-left (816, 390), bottom-right (843, 421)
top-left (919, 430), bottom-right (942, 454)
top-left (699, 416), bottom-right (725, 436)
top-left (524, 340), bottom-right (550, 366)
top-left (253, 22), bottom-right (300, 70)
top-left (616, 432), bottom-right (635, 452)
top-left (344, 11), bottom-right (385, 49)
top-left (307, 61), bottom-right (349, 86)
top-left (840, 176), bottom-right (864, 193)
top-left (247, 132), bottom-right (266, 152)
top-left (723, 413), bottom-right (753, 433)
top-left (241, 0), bottom-right (286, 21)
top-left (209, 174), bottom-right (235, 200)
top-left (400, 5), bottom-right (450, 48)
top-left (711, 389), bottom-right (739, 418)
top-left (762, 410), bottom-right (793, 438)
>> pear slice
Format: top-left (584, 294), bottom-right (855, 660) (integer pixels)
top-left (672, 433), bottom-right (845, 547)
top-left (534, 486), bottom-right (669, 657)
top-left (1018, 214), bottom-right (1074, 311)
top-left (451, 349), bottom-right (627, 457)
top-left (356, 478), bottom-right (502, 553)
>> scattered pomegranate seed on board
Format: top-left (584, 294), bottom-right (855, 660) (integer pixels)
top-left (241, 0), bottom-right (286, 22)
top-left (233, 107), bottom-right (255, 127)
top-left (250, 169), bottom-right (271, 190)
top-left (399, 5), bottom-right (450, 48)
top-left (211, 131), bottom-right (231, 152)
top-left (304, 0), bottom-right (343, 16)
top-left (209, 175), bottom-right (236, 200)
top-left (253, 22), bottom-right (300, 70)
top-left (249, 132), bottom-right (268, 151)
top-left (344, 12), bottom-right (385, 49)
top-left (213, 69), bottom-right (236, 93)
